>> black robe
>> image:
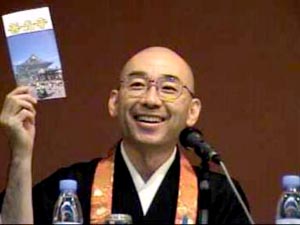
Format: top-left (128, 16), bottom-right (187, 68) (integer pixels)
top-left (0, 144), bottom-right (250, 224)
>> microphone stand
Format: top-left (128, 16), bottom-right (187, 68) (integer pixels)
top-left (196, 146), bottom-right (210, 225)
top-left (179, 126), bottom-right (255, 224)
top-left (193, 146), bottom-right (255, 224)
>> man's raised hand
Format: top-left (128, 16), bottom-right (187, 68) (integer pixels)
top-left (0, 86), bottom-right (37, 159)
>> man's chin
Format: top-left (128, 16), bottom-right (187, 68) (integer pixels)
top-left (132, 135), bottom-right (168, 146)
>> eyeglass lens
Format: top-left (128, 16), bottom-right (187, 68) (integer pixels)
top-left (124, 75), bottom-right (183, 101)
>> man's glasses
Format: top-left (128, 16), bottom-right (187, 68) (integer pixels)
top-left (120, 74), bottom-right (195, 102)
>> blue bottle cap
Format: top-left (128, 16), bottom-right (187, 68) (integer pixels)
top-left (282, 175), bottom-right (300, 189)
top-left (59, 179), bottom-right (78, 192)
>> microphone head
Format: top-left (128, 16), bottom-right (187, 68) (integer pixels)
top-left (179, 127), bottom-right (204, 148)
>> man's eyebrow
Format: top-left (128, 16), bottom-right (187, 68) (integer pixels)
top-left (126, 71), bottom-right (147, 77)
top-left (126, 71), bottom-right (180, 80)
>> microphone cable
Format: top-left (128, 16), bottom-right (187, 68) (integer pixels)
top-left (219, 161), bottom-right (255, 224)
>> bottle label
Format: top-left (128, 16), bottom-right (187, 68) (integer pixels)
top-left (276, 218), bottom-right (300, 224)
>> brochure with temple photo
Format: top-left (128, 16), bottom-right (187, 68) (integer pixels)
top-left (2, 7), bottom-right (66, 100)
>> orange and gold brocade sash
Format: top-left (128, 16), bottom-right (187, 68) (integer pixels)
top-left (90, 150), bottom-right (198, 224)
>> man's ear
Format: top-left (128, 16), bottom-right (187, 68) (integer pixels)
top-left (108, 90), bottom-right (119, 117)
top-left (186, 98), bottom-right (201, 127)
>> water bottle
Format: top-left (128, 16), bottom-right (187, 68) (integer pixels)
top-left (275, 175), bottom-right (300, 224)
top-left (52, 179), bottom-right (83, 224)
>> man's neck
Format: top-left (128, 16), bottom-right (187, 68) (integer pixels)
top-left (122, 140), bottom-right (176, 182)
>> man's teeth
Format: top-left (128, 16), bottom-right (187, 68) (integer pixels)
top-left (135, 115), bottom-right (164, 123)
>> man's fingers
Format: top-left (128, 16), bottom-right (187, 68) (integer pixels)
top-left (15, 99), bottom-right (36, 115)
top-left (7, 93), bottom-right (37, 105)
top-left (15, 94), bottom-right (37, 105)
top-left (7, 86), bottom-right (31, 96)
top-left (9, 97), bottom-right (36, 114)
top-left (7, 86), bottom-right (37, 104)
top-left (1, 88), bottom-right (37, 129)
top-left (15, 109), bottom-right (35, 126)
top-left (2, 94), bottom-right (37, 116)
top-left (1, 108), bottom-right (35, 131)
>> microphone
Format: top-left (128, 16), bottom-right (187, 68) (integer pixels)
top-left (179, 127), bottom-right (221, 164)
top-left (179, 127), bottom-right (255, 224)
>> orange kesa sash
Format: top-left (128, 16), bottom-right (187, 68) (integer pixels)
top-left (90, 150), bottom-right (198, 224)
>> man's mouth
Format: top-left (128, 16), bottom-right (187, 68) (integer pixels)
top-left (133, 115), bottom-right (166, 124)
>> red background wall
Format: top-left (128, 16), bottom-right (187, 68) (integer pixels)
top-left (0, 1), bottom-right (299, 223)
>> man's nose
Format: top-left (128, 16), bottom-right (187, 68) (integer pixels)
top-left (140, 86), bottom-right (162, 108)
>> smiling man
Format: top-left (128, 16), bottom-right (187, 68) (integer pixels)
top-left (0, 47), bottom-right (250, 224)
top-left (108, 47), bottom-right (201, 182)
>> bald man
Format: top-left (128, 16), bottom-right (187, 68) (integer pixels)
top-left (0, 47), bottom-right (250, 224)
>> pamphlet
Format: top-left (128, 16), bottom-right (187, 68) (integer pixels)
top-left (2, 7), bottom-right (66, 100)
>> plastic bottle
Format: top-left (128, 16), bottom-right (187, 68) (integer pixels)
top-left (52, 179), bottom-right (83, 224)
top-left (275, 175), bottom-right (300, 224)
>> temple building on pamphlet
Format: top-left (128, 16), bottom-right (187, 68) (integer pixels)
top-left (15, 54), bottom-right (62, 83)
